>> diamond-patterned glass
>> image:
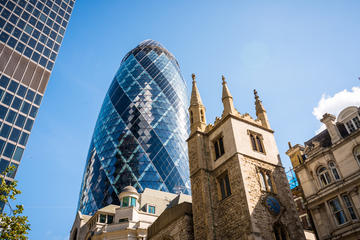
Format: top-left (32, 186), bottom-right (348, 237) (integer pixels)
top-left (77, 40), bottom-right (190, 215)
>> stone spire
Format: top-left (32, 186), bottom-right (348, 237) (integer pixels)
top-left (221, 75), bottom-right (236, 116)
top-left (189, 74), bottom-right (206, 134)
top-left (190, 73), bottom-right (203, 106)
top-left (254, 89), bottom-right (270, 129)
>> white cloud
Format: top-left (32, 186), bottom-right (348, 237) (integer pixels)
top-left (312, 87), bottom-right (360, 133)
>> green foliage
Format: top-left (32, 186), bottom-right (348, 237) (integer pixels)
top-left (0, 166), bottom-right (30, 240)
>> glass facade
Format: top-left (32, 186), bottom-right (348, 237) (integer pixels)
top-left (0, 0), bottom-right (75, 182)
top-left (77, 40), bottom-right (190, 215)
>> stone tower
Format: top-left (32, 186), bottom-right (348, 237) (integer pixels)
top-left (187, 75), bottom-right (305, 240)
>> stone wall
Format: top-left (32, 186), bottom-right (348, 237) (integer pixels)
top-left (147, 202), bottom-right (194, 240)
top-left (239, 155), bottom-right (305, 240)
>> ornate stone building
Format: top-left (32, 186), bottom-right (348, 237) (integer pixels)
top-left (287, 106), bottom-right (360, 240)
top-left (148, 74), bottom-right (305, 240)
top-left (69, 186), bottom-right (191, 240)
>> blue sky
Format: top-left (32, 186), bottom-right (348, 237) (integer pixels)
top-left (13, 1), bottom-right (360, 239)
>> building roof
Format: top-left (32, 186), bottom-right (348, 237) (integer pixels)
top-left (96, 204), bottom-right (119, 214)
top-left (121, 185), bottom-right (138, 194)
top-left (147, 202), bottom-right (193, 239)
top-left (168, 193), bottom-right (192, 208)
top-left (304, 122), bottom-right (349, 148)
top-left (122, 39), bottom-right (178, 65)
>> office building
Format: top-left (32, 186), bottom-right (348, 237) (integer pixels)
top-left (0, 0), bottom-right (75, 181)
top-left (77, 40), bottom-right (191, 215)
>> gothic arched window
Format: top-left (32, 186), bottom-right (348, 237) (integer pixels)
top-left (266, 172), bottom-right (273, 192)
top-left (190, 111), bottom-right (194, 124)
top-left (200, 109), bottom-right (205, 122)
top-left (250, 135), bottom-right (257, 151)
top-left (256, 136), bottom-right (264, 153)
top-left (353, 145), bottom-right (360, 165)
top-left (259, 171), bottom-right (266, 191)
top-left (273, 222), bottom-right (288, 240)
top-left (317, 166), bottom-right (331, 187)
top-left (328, 161), bottom-right (341, 180)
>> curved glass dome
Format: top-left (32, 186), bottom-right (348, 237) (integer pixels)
top-left (77, 40), bottom-right (190, 215)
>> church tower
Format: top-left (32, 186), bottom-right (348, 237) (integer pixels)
top-left (187, 76), bottom-right (305, 240)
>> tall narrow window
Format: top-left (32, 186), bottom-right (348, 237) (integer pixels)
top-left (122, 197), bottom-right (129, 207)
top-left (130, 197), bottom-right (137, 207)
top-left (329, 198), bottom-right (348, 225)
top-left (99, 214), bottom-right (106, 223)
top-left (218, 172), bottom-right (231, 199)
top-left (250, 134), bottom-right (257, 151)
top-left (353, 116), bottom-right (360, 128)
top-left (346, 121), bottom-right (356, 133)
top-left (297, 155), bottom-right (302, 165)
top-left (342, 194), bottom-right (357, 220)
top-left (353, 146), bottom-right (360, 165)
top-left (213, 136), bottom-right (225, 159)
top-left (256, 136), bottom-right (264, 153)
top-left (148, 205), bottom-right (155, 214)
top-left (200, 109), bottom-right (205, 122)
top-left (273, 223), bottom-right (288, 240)
top-left (190, 111), bottom-right (193, 124)
top-left (266, 173), bottom-right (273, 192)
top-left (328, 161), bottom-right (340, 180)
top-left (259, 171), bottom-right (266, 191)
top-left (317, 167), bottom-right (331, 187)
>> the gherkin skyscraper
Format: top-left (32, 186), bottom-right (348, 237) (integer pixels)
top-left (78, 40), bottom-right (190, 215)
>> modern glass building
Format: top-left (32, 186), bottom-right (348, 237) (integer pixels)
top-left (78, 40), bottom-right (190, 215)
top-left (0, 0), bottom-right (75, 181)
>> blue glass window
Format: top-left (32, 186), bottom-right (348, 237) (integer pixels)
top-left (24, 47), bottom-right (32, 58)
top-left (13, 28), bottom-right (22, 38)
top-left (25, 119), bottom-right (34, 131)
top-left (14, 6), bottom-right (23, 16)
top-left (17, 85), bottom-right (26, 98)
top-left (19, 132), bottom-right (29, 146)
top-left (11, 97), bottom-right (22, 110)
top-left (9, 14), bottom-right (18, 25)
top-left (0, 18), bottom-right (5, 28)
top-left (0, 75), bottom-right (10, 89)
top-left (0, 123), bottom-right (11, 138)
top-left (29, 106), bottom-right (38, 118)
top-left (5, 110), bottom-right (17, 124)
top-left (20, 102), bottom-right (30, 115)
top-left (0, 140), bottom-right (5, 154)
top-left (3, 143), bottom-right (15, 158)
top-left (16, 42), bottom-right (25, 53)
top-left (0, 159), bottom-right (9, 174)
top-left (1, 9), bottom-right (10, 19)
top-left (0, 105), bottom-right (7, 119)
top-left (25, 89), bottom-right (35, 102)
top-left (34, 94), bottom-right (42, 105)
top-left (7, 37), bottom-right (17, 48)
top-left (20, 33), bottom-right (29, 44)
top-left (8, 80), bottom-right (19, 93)
top-left (13, 147), bottom-right (24, 162)
top-left (9, 128), bottom-right (21, 142)
top-left (0, 32), bottom-right (9, 43)
top-left (15, 114), bottom-right (26, 128)
top-left (5, 1), bottom-right (15, 11)
top-left (4, 23), bottom-right (14, 34)
top-left (2, 92), bottom-right (14, 106)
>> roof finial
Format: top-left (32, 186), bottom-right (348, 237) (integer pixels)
top-left (192, 73), bottom-right (196, 83)
top-left (254, 89), bottom-right (259, 100)
top-left (222, 75), bottom-right (226, 84)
